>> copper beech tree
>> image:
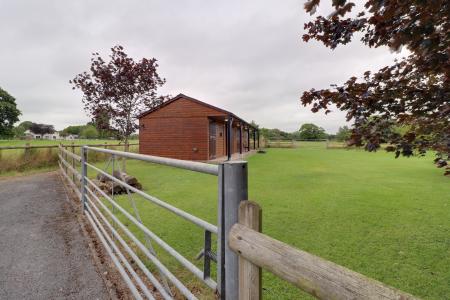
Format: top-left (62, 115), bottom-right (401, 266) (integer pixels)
top-left (301, 0), bottom-right (449, 176)
top-left (70, 45), bottom-right (167, 165)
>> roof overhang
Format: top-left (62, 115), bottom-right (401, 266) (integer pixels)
top-left (137, 93), bottom-right (258, 130)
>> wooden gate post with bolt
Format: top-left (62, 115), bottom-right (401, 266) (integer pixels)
top-left (217, 161), bottom-right (248, 300)
top-left (238, 201), bottom-right (262, 300)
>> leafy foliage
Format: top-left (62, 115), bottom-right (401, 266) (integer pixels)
top-left (91, 106), bottom-right (115, 138)
top-left (70, 45), bottom-right (167, 144)
top-left (260, 128), bottom-right (293, 140)
top-left (301, 0), bottom-right (449, 175)
top-left (18, 121), bottom-right (32, 130)
top-left (0, 87), bottom-right (21, 138)
top-left (28, 123), bottom-right (55, 135)
top-left (12, 121), bottom-right (33, 138)
top-left (335, 126), bottom-right (351, 142)
top-left (298, 123), bottom-right (327, 140)
top-left (60, 125), bottom-right (84, 136)
top-left (79, 125), bottom-right (99, 139)
top-left (260, 124), bottom-right (329, 141)
top-left (12, 126), bottom-right (26, 138)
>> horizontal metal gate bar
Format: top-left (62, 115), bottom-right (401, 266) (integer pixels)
top-left (85, 201), bottom-right (155, 300)
top-left (85, 211), bottom-right (143, 299)
top-left (86, 146), bottom-right (219, 175)
top-left (85, 181), bottom-right (204, 297)
top-left (86, 162), bottom-right (218, 234)
top-left (85, 194), bottom-right (173, 300)
top-left (85, 178), bottom-right (217, 290)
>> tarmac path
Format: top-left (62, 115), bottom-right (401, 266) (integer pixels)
top-left (0, 172), bottom-right (110, 300)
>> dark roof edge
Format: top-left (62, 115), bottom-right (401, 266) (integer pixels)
top-left (137, 93), bottom-right (257, 128)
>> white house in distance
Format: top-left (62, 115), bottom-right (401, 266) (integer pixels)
top-left (65, 134), bottom-right (79, 140)
top-left (25, 130), bottom-right (61, 140)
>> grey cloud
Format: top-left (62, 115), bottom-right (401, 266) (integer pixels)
top-left (1, 0), bottom-right (398, 132)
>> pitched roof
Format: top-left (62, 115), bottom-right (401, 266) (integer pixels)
top-left (137, 93), bottom-right (256, 128)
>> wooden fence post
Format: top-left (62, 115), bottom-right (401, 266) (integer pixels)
top-left (71, 142), bottom-right (75, 183)
top-left (24, 143), bottom-right (31, 160)
top-left (64, 144), bottom-right (68, 173)
top-left (238, 201), bottom-right (262, 300)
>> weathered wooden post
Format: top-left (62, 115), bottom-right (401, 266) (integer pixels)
top-left (71, 142), bottom-right (75, 183)
top-left (81, 146), bottom-right (88, 211)
top-left (63, 144), bottom-right (68, 174)
top-left (217, 160), bottom-right (248, 300)
top-left (24, 143), bottom-right (30, 158)
top-left (238, 201), bottom-right (262, 300)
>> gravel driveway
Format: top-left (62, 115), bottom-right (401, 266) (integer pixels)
top-left (0, 172), bottom-right (110, 300)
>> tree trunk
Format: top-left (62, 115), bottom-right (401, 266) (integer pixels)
top-left (122, 136), bottom-right (129, 172)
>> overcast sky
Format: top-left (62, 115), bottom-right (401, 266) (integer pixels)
top-left (0, 0), bottom-right (399, 133)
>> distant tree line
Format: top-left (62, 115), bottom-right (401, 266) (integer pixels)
top-left (11, 121), bottom-right (120, 140)
top-left (260, 122), bottom-right (410, 145)
top-left (260, 123), bottom-right (336, 141)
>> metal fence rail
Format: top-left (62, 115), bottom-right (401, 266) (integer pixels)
top-left (58, 145), bottom-right (245, 300)
top-left (87, 147), bottom-right (219, 175)
top-left (85, 161), bottom-right (217, 234)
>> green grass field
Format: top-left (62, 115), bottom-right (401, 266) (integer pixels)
top-left (90, 143), bottom-right (450, 299)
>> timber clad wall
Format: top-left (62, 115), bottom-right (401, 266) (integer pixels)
top-left (138, 94), bottom-right (256, 161)
top-left (139, 117), bottom-right (209, 160)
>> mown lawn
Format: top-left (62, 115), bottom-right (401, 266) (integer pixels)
top-left (91, 144), bottom-right (449, 299)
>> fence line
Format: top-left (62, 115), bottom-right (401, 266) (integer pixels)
top-left (0, 142), bottom-right (138, 150)
top-left (265, 140), bottom-right (295, 148)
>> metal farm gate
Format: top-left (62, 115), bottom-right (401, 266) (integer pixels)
top-left (58, 145), bottom-right (246, 300)
top-left (59, 145), bottom-right (418, 300)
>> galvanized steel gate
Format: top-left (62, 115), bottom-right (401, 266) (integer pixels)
top-left (58, 145), bottom-right (247, 300)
